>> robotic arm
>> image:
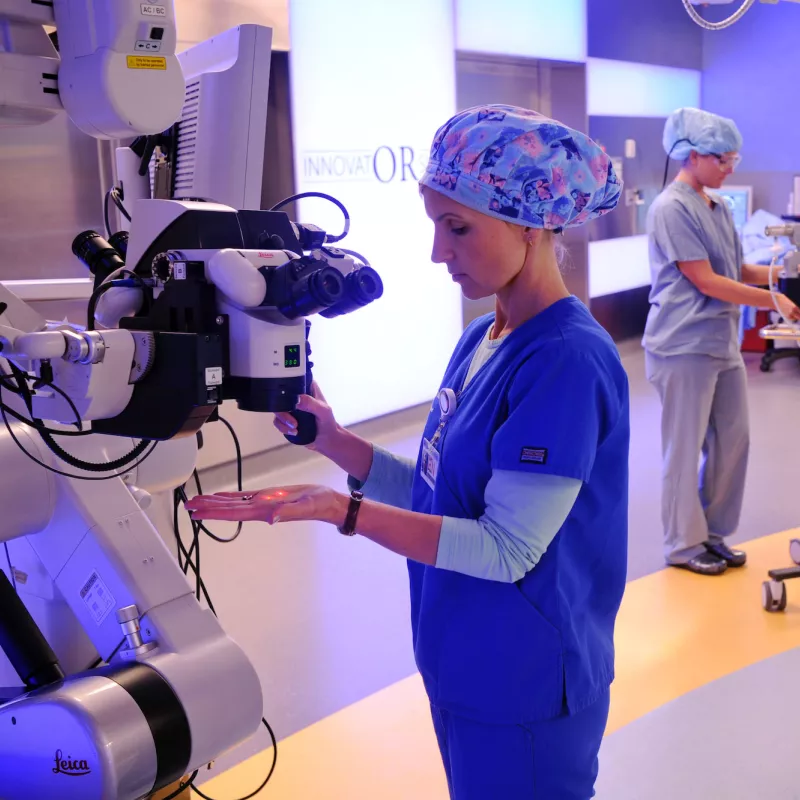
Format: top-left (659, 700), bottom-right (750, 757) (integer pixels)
top-left (0, 198), bottom-right (382, 799)
top-left (0, 3), bottom-right (384, 799)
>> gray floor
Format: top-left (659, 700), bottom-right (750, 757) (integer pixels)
top-left (191, 342), bottom-right (800, 780)
top-left (596, 648), bottom-right (800, 800)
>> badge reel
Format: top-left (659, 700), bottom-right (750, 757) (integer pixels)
top-left (421, 388), bottom-right (457, 490)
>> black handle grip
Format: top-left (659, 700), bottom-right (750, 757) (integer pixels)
top-left (284, 409), bottom-right (317, 446)
top-left (285, 319), bottom-right (317, 446)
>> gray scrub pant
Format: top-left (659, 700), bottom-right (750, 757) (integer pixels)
top-left (645, 351), bottom-right (749, 564)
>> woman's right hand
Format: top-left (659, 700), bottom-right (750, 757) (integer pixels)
top-left (776, 293), bottom-right (800, 323)
top-left (273, 381), bottom-right (341, 455)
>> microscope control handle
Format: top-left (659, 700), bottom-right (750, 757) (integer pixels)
top-left (284, 319), bottom-right (318, 446)
top-left (284, 410), bottom-right (317, 446)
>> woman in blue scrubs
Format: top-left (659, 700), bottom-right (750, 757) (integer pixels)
top-left (188, 105), bottom-right (630, 799)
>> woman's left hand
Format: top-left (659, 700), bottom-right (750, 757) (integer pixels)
top-left (184, 485), bottom-right (344, 525)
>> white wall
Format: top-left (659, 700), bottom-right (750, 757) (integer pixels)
top-left (174, 0), bottom-right (289, 51)
top-left (288, 0), bottom-right (463, 428)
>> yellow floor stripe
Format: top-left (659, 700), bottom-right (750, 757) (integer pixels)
top-left (607, 529), bottom-right (800, 734)
top-left (199, 530), bottom-right (800, 799)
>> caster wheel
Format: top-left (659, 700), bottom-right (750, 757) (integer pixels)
top-left (760, 362), bottom-right (771, 373)
top-left (790, 539), bottom-right (800, 566)
top-left (763, 580), bottom-right (787, 612)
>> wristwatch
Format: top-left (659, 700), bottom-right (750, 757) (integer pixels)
top-left (337, 489), bottom-right (364, 536)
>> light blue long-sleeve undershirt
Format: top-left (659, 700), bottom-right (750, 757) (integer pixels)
top-left (349, 444), bottom-right (581, 583)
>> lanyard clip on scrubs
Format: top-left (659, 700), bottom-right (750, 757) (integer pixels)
top-left (421, 388), bottom-right (458, 490)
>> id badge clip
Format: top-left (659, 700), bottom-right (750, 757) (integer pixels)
top-left (420, 389), bottom-right (458, 490)
top-left (421, 438), bottom-right (440, 490)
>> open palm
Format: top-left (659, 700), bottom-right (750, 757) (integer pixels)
top-left (185, 485), bottom-right (338, 525)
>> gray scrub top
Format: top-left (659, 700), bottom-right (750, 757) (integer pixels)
top-left (642, 181), bottom-right (743, 360)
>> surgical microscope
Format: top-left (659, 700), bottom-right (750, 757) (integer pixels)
top-left (0, 3), bottom-right (382, 798)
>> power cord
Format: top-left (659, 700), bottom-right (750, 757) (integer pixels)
top-left (0, 371), bottom-right (90, 437)
top-left (104, 187), bottom-right (131, 238)
top-left (337, 247), bottom-right (370, 267)
top-left (1, 360), bottom-right (155, 475)
top-left (87, 270), bottom-right (152, 331)
top-left (0, 402), bottom-right (158, 482)
top-left (168, 415), bottom-right (278, 799)
top-left (270, 191), bottom-right (351, 244)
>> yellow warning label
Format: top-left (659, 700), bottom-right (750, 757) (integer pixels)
top-left (126, 56), bottom-right (167, 70)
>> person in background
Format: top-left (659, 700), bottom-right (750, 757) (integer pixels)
top-left (188, 105), bottom-right (629, 799)
top-left (644, 107), bottom-right (800, 576)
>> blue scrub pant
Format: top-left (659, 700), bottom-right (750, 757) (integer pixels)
top-left (645, 352), bottom-right (749, 563)
top-left (430, 690), bottom-right (610, 799)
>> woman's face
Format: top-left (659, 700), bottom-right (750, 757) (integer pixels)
top-left (422, 187), bottom-right (529, 301)
top-left (690, 150), bottom-right (739, 190)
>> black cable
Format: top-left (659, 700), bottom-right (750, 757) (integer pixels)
top-left (38, 427), bottom-right (152, 473)
top-left (168, 421), bottom-right (278, 797)
top-left (0, 400), bottom-right (93, 437)
top-left (270, 191), bottom-right (351, 243)
top-left (111, 188), bottom-right (131, 222)
top-left (87, 270), bottom-right (150, 331)
top-left (104, 187), bottom-right (131, 238)
top-left (2, 342), bottom-right (151, 475)
top-left (160, 770), bottom-right (200, 800)
top-left (0, 406), bottom-right (159, 481)
top-left (661, 137), bottom-right (694, 190)
top-left (661, 153), bottom-right (673, 192)
top-left (171, 489), bottom-right (217, 615)
top-left (5, 364), bottom-right (143, 472)
top-left (173, 495), bottom-right (278, 799)
top-left (174, 485), bottom-right (185, 574)
top-left (336, 247), bottom-right (370, 267)
top-left (2, 356), bottom-right (153, 474)
top-left (4, 542), bottom-right (15, 592)
top-left (104, 189), bottom-right (113, 238)
top-left (180, 417), bottom-right (244, 545)
top-left (36, 379), bottom-right (83, 431)
top-left (217, 417), bottom-right (243, 492)
top-left (87, 280), bottom-right (117, 331)
top-left (190, 718), bottom-right (278, 800)
top-left (7, 361), bottom-right (34, 415)
top-left (176, 488), bottom-right (199, 566)
top-left (0, 373), bottom-right (91, 437)
top-left (188, 473), bottom-right (242, 545)
top-left (193, 504), bottom-right (202, 602)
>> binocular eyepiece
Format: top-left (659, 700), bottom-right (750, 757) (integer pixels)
top-left (264, 258), bottom-right (383, 320)
top-left (72, 230), bottom-right (126, 282)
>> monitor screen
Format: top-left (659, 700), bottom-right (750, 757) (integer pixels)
top-left (173, 25), bottom-right (272, 210)
top-left (712, 185), bottom-right (753, 234)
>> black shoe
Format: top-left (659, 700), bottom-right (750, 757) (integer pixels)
top-left (704, 541), bottom-right (747, 568)
top-left (672, 551), bottom-right (728, 576)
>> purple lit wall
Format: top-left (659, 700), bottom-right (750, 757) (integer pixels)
top-left (587, 0), bottom-right (702, 69)
top-left (702, 2), bottom-right (800, 174)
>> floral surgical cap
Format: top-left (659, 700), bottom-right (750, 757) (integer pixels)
top-left (420, 104), bottom-right (622, 231)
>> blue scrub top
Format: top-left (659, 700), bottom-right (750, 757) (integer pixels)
top-left (409, 297), bottom-right (629, 725)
